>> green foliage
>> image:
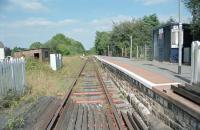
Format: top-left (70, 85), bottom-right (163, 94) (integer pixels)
top-left (0, 90), bottom-right (20, 109)
top-left (143, 14), bottom-right (160, 27)
top-left (5, 47), bottom-right (11, 57)
top-left (95, 31), bottom-right (111, 55)
top-left (166, 16), bottom-right (176, 24)
top-left (86, 47), bottom-right (96, 55)
top-left (26, 58), bottom-right (51, 72)
top-left (29, 42), bottom-right (43, 49)
top-left (44, 33), bottom-right (85, 55)
top-left (8, 113), bottom-right (24, 130)
top-left (94, 14), bottom-right (160, 56)
top-left (184, 0), bottom-right (200, 40)
top-left (11, 47), bottom-right (25, 56)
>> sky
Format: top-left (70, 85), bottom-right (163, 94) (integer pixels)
top-left (0, 0), bottom-right (191, 50)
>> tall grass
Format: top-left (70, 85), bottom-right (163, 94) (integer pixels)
top-left (0, 56), bottom-right (85, 129)
top-left (26, 56), bottom-right (85, 99)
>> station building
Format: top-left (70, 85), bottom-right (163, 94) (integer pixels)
top-left (14, 48), bottom-right (50, 62)
top-left (153, 23), bottom-right (193, 64)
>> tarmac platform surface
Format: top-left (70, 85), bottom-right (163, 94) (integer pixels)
top-left (100, 56), bottom-right (191, 85)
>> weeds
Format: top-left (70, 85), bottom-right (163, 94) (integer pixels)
top-left (7, 112), bottom-right (24, 130)
top-left (25, 56), bottom-right (84, 98)
top-left (0, 56), bottom-right (84, 129)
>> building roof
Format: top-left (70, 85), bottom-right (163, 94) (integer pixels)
top-left (0, 41), bottom-right (4, 48)
top-left (153, 23), bottom-right (190, 32)
top-left (15, 48), bottom-right (50, 52)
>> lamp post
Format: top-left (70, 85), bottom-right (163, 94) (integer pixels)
top-left (178, 0), bottom-right (183, 74)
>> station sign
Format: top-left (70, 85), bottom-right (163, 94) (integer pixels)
top-left (171, 26), bottom-right (179, 48)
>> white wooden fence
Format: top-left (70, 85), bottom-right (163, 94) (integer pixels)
top-left (0, 58), bottom-right (26, 97)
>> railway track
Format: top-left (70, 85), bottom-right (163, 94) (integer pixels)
top-left (44, 58), bottom-right (147, 130)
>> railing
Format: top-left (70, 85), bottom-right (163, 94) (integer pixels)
top-left (0, 58), bottom-right (26, 97)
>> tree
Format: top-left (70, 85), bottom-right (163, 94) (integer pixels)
top-left (184, 0), bottom-right (200, 40)
top-left (4, 47), bottom-right (11, 56)
top-left (44, 33), bottom-right (85, 55)
top-left (143, 14), bottom-right (160, 27)
top-left (86, 47), bottom-right (96, 55)
top-left (95, 31), bottom-right (111, 55)
top-left (11, 47), bottom-right (26, 56)
top-left (103, 14), bottom-right (160, 56)
top-left (30, 42), bottom-right (43, 49)
top-left (166, 17), bottom-right (176, 24)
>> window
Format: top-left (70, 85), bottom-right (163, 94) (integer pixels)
top-left (45, 51), bottom-right (49, 58)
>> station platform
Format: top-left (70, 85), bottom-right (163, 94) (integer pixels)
top-left (95, 56), bottom-right (200, 121)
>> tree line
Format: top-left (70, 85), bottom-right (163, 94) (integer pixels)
top-left (94, 14), bottom-right (160, 57)
top-left (184, 0), bottom-right (200, 40)
top-left (94, 1), bottom-right (200, 57)
top-left (11, 33), bottom-right (85, 56)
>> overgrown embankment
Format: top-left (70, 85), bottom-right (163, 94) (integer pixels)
top-left (26, 56), bottom-right (84, 98)
top-left (0, 56), bottom-right (85, 130)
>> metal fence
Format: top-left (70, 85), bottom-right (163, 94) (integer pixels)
top-left (135, 45), bottom-right (153, 60)
top-left (0, 58), bottom-right (26, 97)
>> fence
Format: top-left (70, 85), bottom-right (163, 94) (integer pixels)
top-left (135, 45), bottom-right (153, 60)
top-left (0, 58), bottom-right (26, 97)
top-left (50, 54), bottom-right (62, 71)
top-left (191, 41), bottom-right (200, 85)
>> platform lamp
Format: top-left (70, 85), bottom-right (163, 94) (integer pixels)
top-left (178, 0), bottom-right (183, 74)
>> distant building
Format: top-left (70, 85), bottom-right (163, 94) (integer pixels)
top-left (14, 48), bottom-right (50, 62)
top-left (0, 41), bottom-right (5, 60)
top-left (153, 23), bottom-right (193, 64)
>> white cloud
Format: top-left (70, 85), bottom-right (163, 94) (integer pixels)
top-left (58, 19), bottom-right (78, 25)
top-left (5, 0), bottom-right (48, 11)
top-left (157, 14), bottom-right (192, 23)
top-left (0, 18), bottom-right (78, 27)
top-left (72, 28), bottom-right (86, 33)
top-left (134, 0), bottom-right (169, 5)
top-left (91, 15), bottom-right (134, 31)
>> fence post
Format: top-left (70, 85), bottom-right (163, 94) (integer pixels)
top-left (191, 41), bottom-right (200, 85)
top-left (136, 46), bottom-right (139, 59)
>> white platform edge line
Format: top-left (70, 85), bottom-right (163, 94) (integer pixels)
top-left (153, 83), bottom-right (180, 86)
top-left (95, 56), bottom-right (181, 88)
top-left (95, 56), bottom-right (154, 89)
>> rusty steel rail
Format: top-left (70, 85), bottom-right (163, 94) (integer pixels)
top-left (93, 60), bottom-right (125, 130)
top-left (45, 58), bottom-right (125, 130)
top-left (45, 59), bottom-right (88, 130)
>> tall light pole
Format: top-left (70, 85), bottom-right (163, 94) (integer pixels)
top-left (178, 0), bottom-right (183, 74)
top-left (130, 35), bottom-right (133, 59)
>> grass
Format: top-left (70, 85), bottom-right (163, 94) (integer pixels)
top-left (0, 55), bottom-right (86, 129)
top-left (25, 55), bottom-right (85, 98)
